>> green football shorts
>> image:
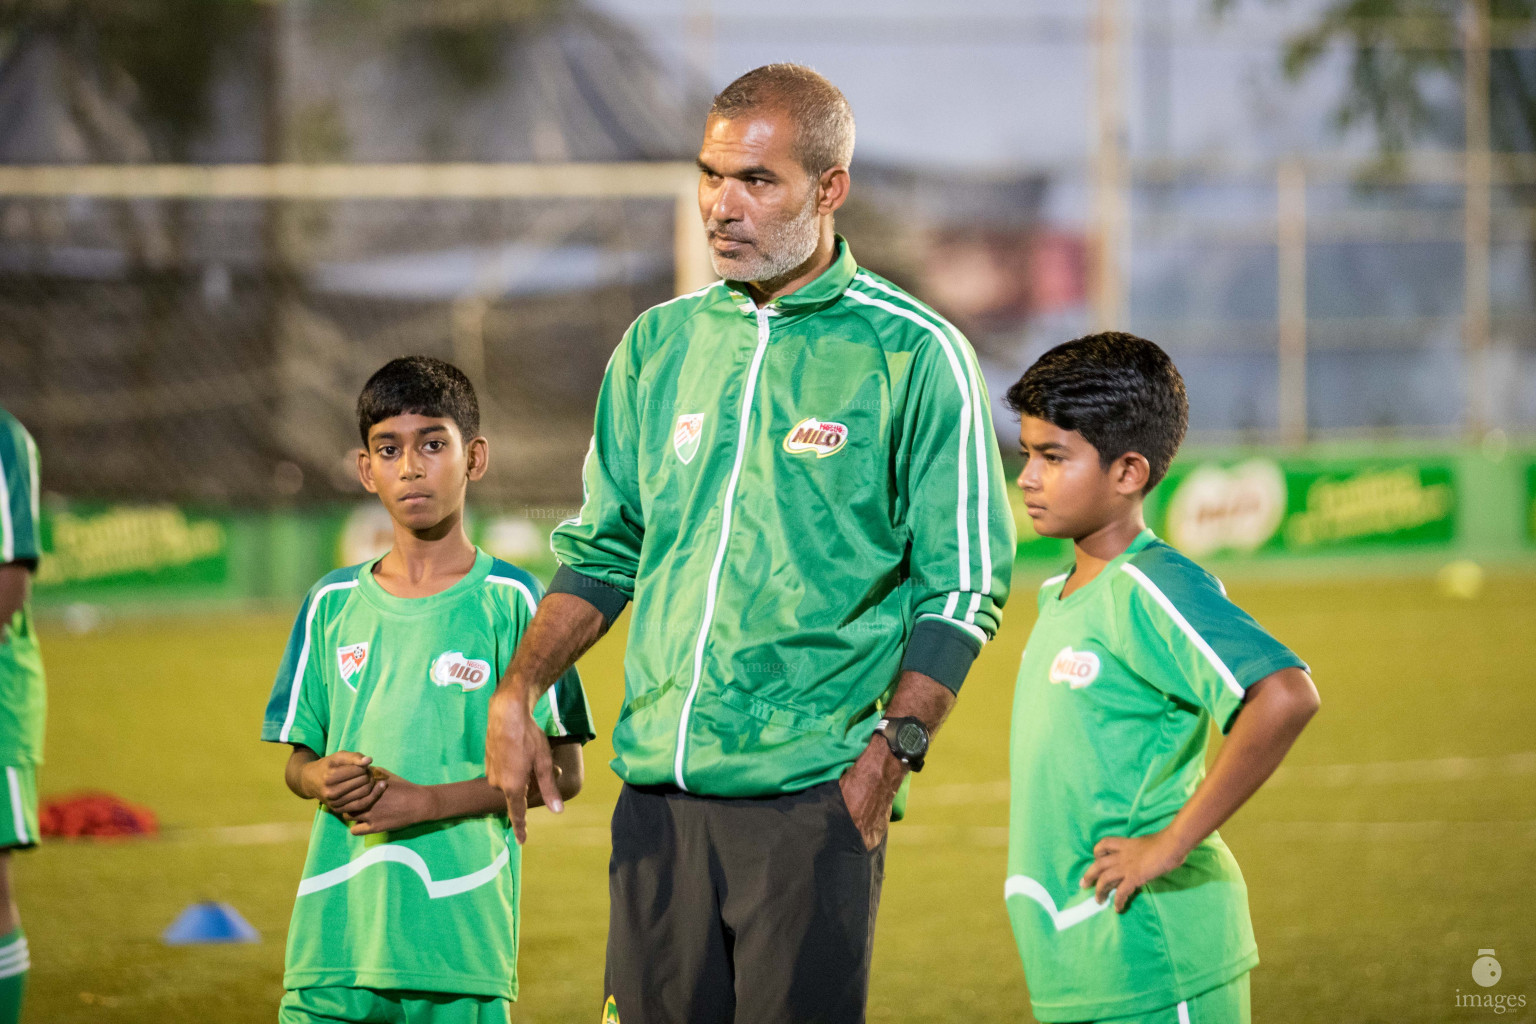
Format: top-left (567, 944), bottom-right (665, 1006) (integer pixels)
top-left (1093, 972), bottom-right (1250, 1024)
top-left (278, 987), bottom-right (509, 1024)
top-left (0, 765), bottom-right (37, 850)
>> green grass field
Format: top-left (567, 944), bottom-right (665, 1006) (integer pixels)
top-left (22, 569), bottom-right (1536, 1023)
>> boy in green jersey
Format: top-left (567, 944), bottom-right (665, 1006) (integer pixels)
top-left (0, 409), bottom-right (43, 1024)
top-left (1003, 334), bottom-right (1321, 1024)
top-left (262, 357), bottom-right (594, 1024)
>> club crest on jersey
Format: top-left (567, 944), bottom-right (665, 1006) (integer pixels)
top-left (782, 417), bottom-right (848, 458)
top-left (1049, 646), bottom-right (1101, 689)
top-left (602, 996), bottom-right (621, 1024)
top-left (430, 651), bottom-right (492, 692)
top-left (673, 413), bottom-right (705, 464)
top-left (336, 642), bottom-right (370, 690)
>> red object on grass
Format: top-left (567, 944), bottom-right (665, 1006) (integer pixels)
top-left (39, 792), bottom-right (158, 838)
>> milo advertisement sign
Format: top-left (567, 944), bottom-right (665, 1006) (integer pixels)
top-left (1155, 456), bottom-right (1457, 558)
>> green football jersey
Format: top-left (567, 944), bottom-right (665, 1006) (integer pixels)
top-left (0, 409), bottom-right (45, 769)
top-left (261, 550), bottom-right (594, 1000)
top-left (1006, 530), bottom-right (1306, 1022)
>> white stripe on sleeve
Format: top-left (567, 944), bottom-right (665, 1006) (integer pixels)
top-left (279, 581), bottom-right (359, 743)
top-left (843, 285), bottom-right (979, 626)
top-left (1121, 563), bottom-right (1245, 699)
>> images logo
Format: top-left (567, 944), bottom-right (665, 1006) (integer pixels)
top-left (430, 651), bottom-right (492, 692)
top-left (1474, 950), bottom-right (1503, 988)
top-left (673, 413), bottom-right (705, 465)
top-left (783, 417), bottom-right (848, 458)
top-left (337, 642), bottom-right (370, 690)
top-left (1048, 647), bottom-right (1100, 689)
top-left (1455, 948), bottom-right (1527, 1014)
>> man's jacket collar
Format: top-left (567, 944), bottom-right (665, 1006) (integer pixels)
top-left (724, 236), bottom-right (857, 319)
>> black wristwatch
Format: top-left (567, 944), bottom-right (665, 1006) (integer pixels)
top-left (876, 716), bottom-right (929, 772)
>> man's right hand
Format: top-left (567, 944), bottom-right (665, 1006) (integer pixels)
top-left (299, 750), bottom-right (386, 818)
top-left (486, 682), bottom-right (563, 844)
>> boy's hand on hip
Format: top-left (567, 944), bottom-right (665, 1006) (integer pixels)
top-left (346, 770), bottom-right (435, 835)
top-left (486, 681), bottom-right (561, 844)
top-left (1081, 830), bottom-right (1189, 913)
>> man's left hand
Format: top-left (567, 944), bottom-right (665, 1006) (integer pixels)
top-left (838, 739), bottom-right (904, 852)
top-left (1080, 830), bottom-right (1189, 913)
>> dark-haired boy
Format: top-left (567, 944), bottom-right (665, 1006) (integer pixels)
top-left (261, 356), bottom-right (594, 1024)
top-left (1003, 333), bottom-right (1320, 1024)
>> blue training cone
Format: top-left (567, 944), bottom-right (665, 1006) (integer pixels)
top-left (162, 901), bottom-right (260, 945)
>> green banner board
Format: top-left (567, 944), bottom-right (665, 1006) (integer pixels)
top-left (1149, 456), bottom-right (1457, 558)
top-left (1014, 453), bottom-right (1468, 561)
top-left (33, 502), bottom-right (232, 594)
top-left (1526, 461), bottom-right (1536, 546)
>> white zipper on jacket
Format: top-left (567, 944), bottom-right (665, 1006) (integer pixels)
top-left (673, 305), bottom-right (773, 791)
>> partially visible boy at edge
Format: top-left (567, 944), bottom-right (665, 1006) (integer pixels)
top-left (1003, 333), bottom-right (1320, 1024)
top-left (261, 356), bottom-right (594, 1024)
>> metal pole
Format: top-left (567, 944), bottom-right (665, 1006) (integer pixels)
top-left (674, 185), bottom-right (714, 296)
top-left (1277, 158), bottom-right (1308, 446)
top-left (1463, 0), bottom-right (1492, 437)
top-left (1090, 0), bottom-right (1127, 331)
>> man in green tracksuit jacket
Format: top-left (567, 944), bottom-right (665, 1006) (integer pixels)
top-left (485, 64), bottom-right (1015, 1024)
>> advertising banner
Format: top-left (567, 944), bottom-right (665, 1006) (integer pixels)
top-left (33, 502), bottom-right (232, 594)
top-left (1151, 456), bottom-right (1457, 558)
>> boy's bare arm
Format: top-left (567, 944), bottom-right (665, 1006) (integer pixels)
top-left (284, 746), bottom-right (387, 818)
top-left (486, 592), bottom-right (608, 842)
top-left (0, 565), bottom-right (29, 643)
top-left (347, 740), bottom-right (586, 836)
top-left (1082, 666), bottom-right (1320, 912)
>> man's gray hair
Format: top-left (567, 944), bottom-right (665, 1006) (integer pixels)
top-left (708, 64), bottom-right (855, 176)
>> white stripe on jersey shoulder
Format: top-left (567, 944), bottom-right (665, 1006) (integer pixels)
top-left (1177, 1000), bottom-right (1191, 1024)
top-left (841, 285), bottom-right (976, 605)
top-left (0, 452), bottom-right (11, 564)
top-left (279, 579), bottom-right (361, 743)
top-left (916, 612), bottom-right (988, 645)
top-left (851, 272), bottom-right (994, 625)
top-left (485, 573), bottom-right (566, 736)
top-left (486, 573), bottom-right (538, 614)
top-left (1120, 563), bottom-right (1244, 699)
top-left (1041, 572), bottom-right (1069, 588)
top-left (25, 433), bottom-right (39, 536)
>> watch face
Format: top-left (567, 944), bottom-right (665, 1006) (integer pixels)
top-left (895, 721), bottom-right (927, 755)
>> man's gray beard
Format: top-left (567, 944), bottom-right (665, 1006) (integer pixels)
top-left (708, 187), bottom-right (821, 285)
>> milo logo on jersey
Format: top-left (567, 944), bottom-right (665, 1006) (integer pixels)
top-left (430, 651), bottom-right (492, 692)
top-left (783, 417), bottom-right (848, 458)
top-left (1048, 646), bottom-right (1101, 689)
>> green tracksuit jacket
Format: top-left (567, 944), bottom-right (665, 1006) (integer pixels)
top-left (550, 239), bottom-right (1014, 797)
